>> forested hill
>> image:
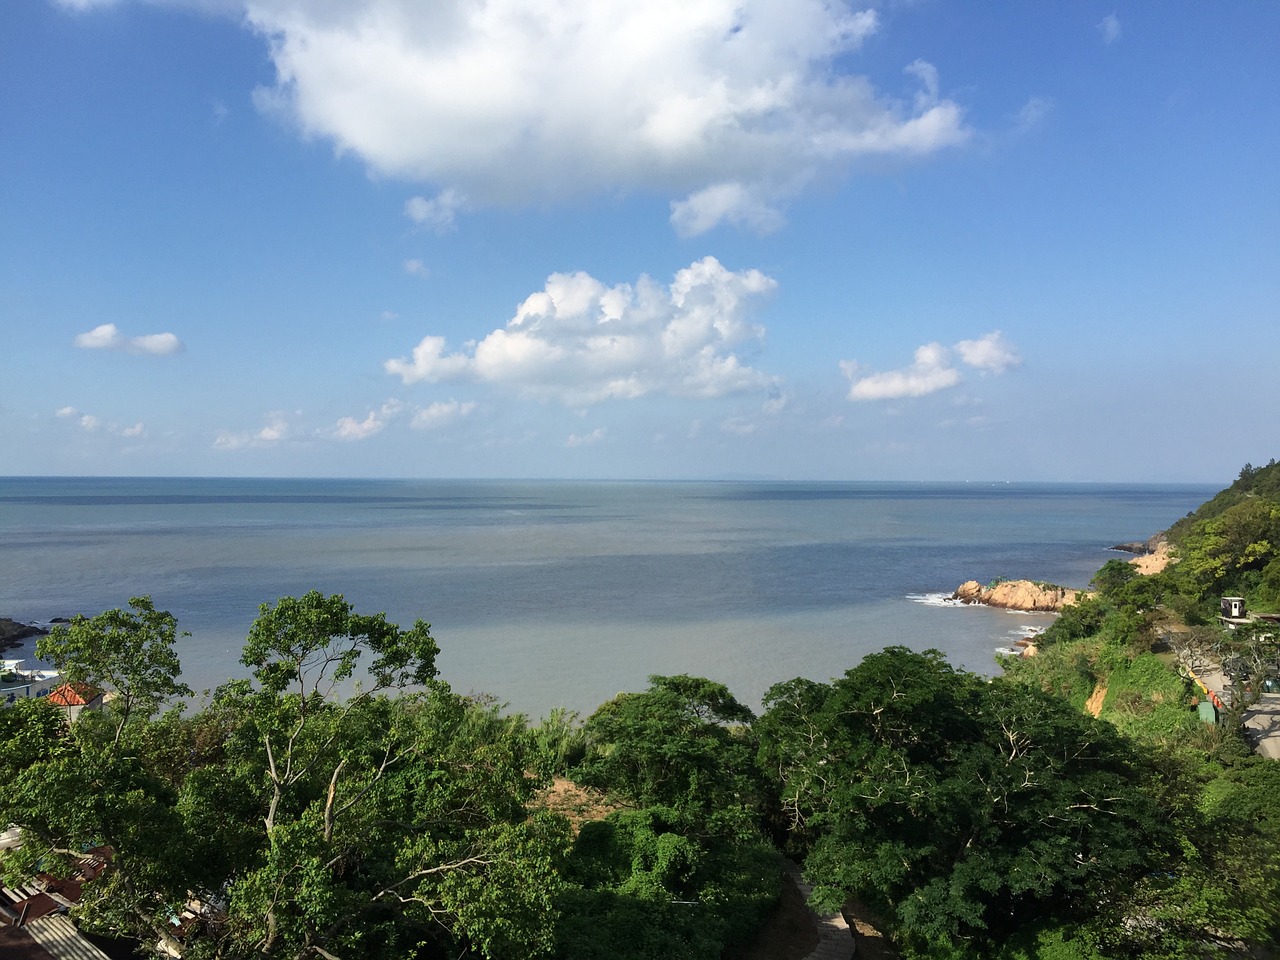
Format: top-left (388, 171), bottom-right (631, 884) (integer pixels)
top-left (1168, 457), bottom-right (1280, 544)
top-left (1003, 461), bottom-right (1280, 959)
top-left (1157, 459), bottom-right (1280, 618)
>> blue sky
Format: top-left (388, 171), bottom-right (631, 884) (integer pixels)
top-left (3, 0), bottom-right (1276, 482)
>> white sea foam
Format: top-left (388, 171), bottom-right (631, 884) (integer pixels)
top-left (905, 592), bottom-right (966, 607)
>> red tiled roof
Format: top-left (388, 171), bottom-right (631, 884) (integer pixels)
top-left (46, 683), bottom-right (101, 707)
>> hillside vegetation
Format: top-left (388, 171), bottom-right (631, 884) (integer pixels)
top-left (1003, 460), bottom-right (1280, 958)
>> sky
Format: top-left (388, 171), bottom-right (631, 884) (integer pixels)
top-left (2, 0), bottom-right (1277, 482)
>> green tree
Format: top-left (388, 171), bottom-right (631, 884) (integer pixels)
top-left (36, 596), bottom-right (192, 745)
top-left (758, 648), bottom-right (1170, 957)
top-left (3, 594), bottom-right (569, 960)
top-left (203, 592), bottom-right (564, 959)
top-left (574, 674), bottom-right (762, 833)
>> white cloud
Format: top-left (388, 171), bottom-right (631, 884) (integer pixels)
top-left (954, 330), bottom-right (1021, 373)
top-left (243, 0), bottom-right (969, 234)
top-left (565, 427), bottom-right (607, 447)
top-left (214, 411), bottom-right (293, 450)
top-left (403, 259), bottom-right (430, 277)
top-left (1098, 13), bottom-right (1122, 44)
top-left (411, 399), bottom-right (476, 430)
top-left (762, 391), bottom-right (789, 415)
top-left (405, 190), bottom-right (465, 233)
top-left (73, 323), bottom-right (184, 356)
top-left (670, 182), bottom-right (785, 237)
top-left (385, 335), bottom-right (473, 384)
top-left (844, 342), bottom-right (959, 401)
top-left (332, 399), bottom-right (404, 440)
top-left (55, 404), bottom-right (147, 438)
top-left (386, 257), bottom-right (779, 406)
top-left (843, 331), bottom-right (1019, 401)
top-left (333, 412), bottom-right (386, 441)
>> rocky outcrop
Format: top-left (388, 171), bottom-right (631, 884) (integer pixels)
top-left (1113, 531), bottom-right (1169, 554)
top-left (951, 579), bottom-right (1081, 612)
top-left (0, 618), bottom-right (47, 651)
top-left (1128, 540), bottom-right (1175, 575)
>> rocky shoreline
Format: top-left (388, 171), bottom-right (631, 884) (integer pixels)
top-left (0, 618), bottom-right (52, 655)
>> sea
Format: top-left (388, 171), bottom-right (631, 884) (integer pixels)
top-left (0, 477), bottom-right (1217, 718)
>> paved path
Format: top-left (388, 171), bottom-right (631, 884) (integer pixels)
top-left (1185, 661), bottom-right (1280, 759)
top-left (784, 860), bottom-right (854, 960)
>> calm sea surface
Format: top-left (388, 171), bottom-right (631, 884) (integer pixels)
top-left (0, 478), bottom-right (1217, 717)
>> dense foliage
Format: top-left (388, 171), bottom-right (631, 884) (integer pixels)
top-left (758, 649), bottom-right (1170, 958)
top-left (1004, 461), bottom-right (1280, 956)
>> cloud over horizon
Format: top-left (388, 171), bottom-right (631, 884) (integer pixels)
top-left (73, 323), bottom-right (184, 356)
top-left (842, 331), bottom-right (1020, 401)
top-left (244, 0), bottom-right (970, 234)
top-left (386, 257), bottom-right (779, 406)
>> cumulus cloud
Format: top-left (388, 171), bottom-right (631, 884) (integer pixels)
top-left (403, 259), bottom-right (430, 278)
top-left (954, 331), bottom-right (1021, 373)
top-left (843, 343), bottom-right (960, 401)
top-left (385, 256), bottom-right (779, 406)
top-left (54, 405), bottom-right (146, 437)
top-left (1098, 13), bottom-right (1122, 44)
top-left (73, 323), bottom-right (184, 356)
top-left (214, 411), bottom-right (294, 450)
top-left (843, 331), bottom-right (1019, 401)
top-left (332, 400), bottom-right (404, 441)
top-left (411, 399), bottom-right (476, 430)
top-left (242, 0), bottom-right (969, 234)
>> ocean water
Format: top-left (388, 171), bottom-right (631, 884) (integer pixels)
top-left (0, 477), bottom-right (1216, 717)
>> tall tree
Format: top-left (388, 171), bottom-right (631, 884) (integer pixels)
top-left (574, 674), bottom-right (761, 833)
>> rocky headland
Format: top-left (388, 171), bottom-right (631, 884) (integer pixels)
top-left (950, 579), bottom-right (1081, 613)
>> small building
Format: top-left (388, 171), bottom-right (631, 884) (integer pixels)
top-left (1220, 596), bottom-right (1250, 628)
top-left (45, 682), bottom-right (103, 723)
top-left (1, 666), bottom-right (61, 707)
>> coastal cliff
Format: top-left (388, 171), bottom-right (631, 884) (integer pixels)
top-left (951, 579), bottom-right (1081, 612)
